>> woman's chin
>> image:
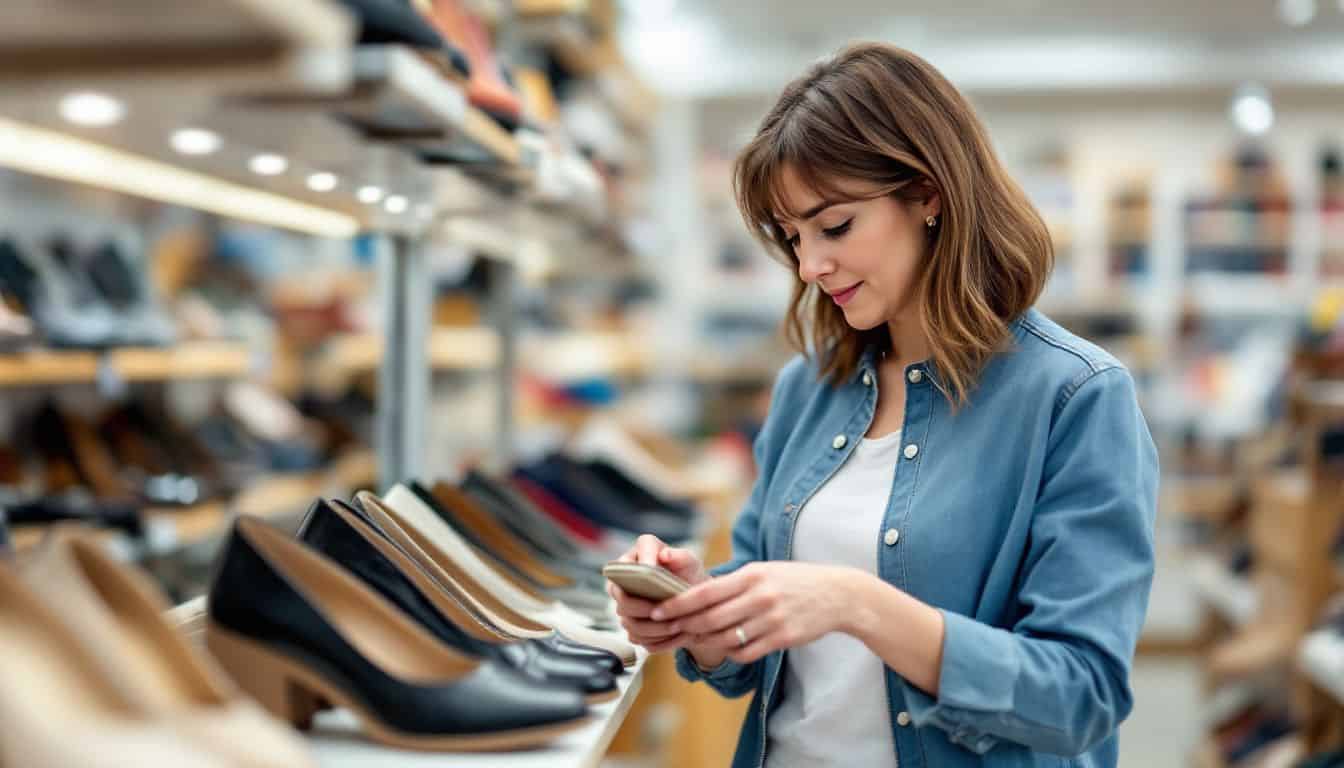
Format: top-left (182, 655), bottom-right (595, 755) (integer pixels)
top-left (840, 305), bottom-right (884, 331)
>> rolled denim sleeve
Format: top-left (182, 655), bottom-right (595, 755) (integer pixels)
top-left (899, 366), bottom-right (1158, 756)
top-left (675, 357), bottom-right (806, 697)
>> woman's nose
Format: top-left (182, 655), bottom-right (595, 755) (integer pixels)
top-left (796, 244), bottom-right (833, 284)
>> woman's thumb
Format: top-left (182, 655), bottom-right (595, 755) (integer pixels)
top-left (659, 547), bottom-right (700, 576)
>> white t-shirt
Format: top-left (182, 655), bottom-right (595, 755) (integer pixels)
top-left (765, 429), bottom-right (902, 768)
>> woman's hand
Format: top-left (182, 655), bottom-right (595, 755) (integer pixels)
top-left (650, 562), bottom-right (864, 664)
top-left (608, 534), bottom-right (710, 654)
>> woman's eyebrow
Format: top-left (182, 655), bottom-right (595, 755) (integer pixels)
top-left (775, 200), bottom-right (840, 226)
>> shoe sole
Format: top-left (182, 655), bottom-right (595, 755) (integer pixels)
top-left (206, 621), bottom-right (592, 752)
top-left (584, 687), bottom-right (619, 705)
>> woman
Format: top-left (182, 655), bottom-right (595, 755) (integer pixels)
top-left (610, 42), bottom-right (1158, 767)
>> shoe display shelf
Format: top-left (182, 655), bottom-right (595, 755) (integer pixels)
top-left (0, 341), bottom-right (255, 389)
top-left (315, 328), bottom-right (649, 386)
top-left (510, 0), bottom-right (655, 137)
top-left (1183, 375), bottom-right (1344, 761)
top-left (308, 654), bottom-right (645, 768)
top-left (0, 0), bottom-right (352, 78)
top-left (9, 454), bottom-right (377, 560)
top-left (169, 587), bottom-right (649, 768)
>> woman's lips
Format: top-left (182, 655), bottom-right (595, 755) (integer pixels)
top-left (831, 282), bottom-right (861, 306)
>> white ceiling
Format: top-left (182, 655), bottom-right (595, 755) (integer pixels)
top-left (619, 0), bottom-right (1344, 96)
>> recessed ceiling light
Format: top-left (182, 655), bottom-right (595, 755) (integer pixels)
top-left (0, 117), bottom-right (358, 238)
top-left (1280, 0), bottom-right (1316, 25)
top-left (357, 185), bottom-right (384, 204)
top-left (59, 92), bottom-right (125, 126)
top-left (170, 128), bottom-right (222, 156)
top-left (1231, 84), bottom-right (1274, 136)
top-left (384, 195), bottom-right (409, 214)
top-left (248, 153), bottom-right (288, 176)
top-left (306, 172), bottom-right (338, 192)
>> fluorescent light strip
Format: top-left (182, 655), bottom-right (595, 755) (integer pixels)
top-left (0, 118), bottom-right (359, 239)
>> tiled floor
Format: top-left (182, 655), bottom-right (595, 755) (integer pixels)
top-left (1120, 515), bottom-right (1206, 767)
top-left (1121, 657), bottom-right (1204, 767)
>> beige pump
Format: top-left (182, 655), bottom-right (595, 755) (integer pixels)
top-left (0, 560), bottom-right (227, 768)
top-left (364, 490), bottom-right (638, 665)
top-left (20, 531), bottom-right (315, 768)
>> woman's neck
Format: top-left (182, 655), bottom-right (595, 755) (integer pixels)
top-left (884, 310), bottom-right (931, 369)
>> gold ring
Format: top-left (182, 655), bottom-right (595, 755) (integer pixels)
top-left (735, 626), bottom-right (748, 647)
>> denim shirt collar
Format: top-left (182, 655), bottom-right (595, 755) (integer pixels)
top-left (857, 310), bottom-right (1033, 388)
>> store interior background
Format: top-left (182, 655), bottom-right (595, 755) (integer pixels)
top-left (6, 1), bottom-right (1344, 766)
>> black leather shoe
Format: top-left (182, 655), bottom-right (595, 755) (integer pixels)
top-left (334, 493), bottom-right (622, 674)
top-left (296, 498), bottom-right (619, 702)
top-left (205, 516), bottom-right (591, 751)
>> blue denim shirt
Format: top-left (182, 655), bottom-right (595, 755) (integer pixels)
top-left (675, 308), bottom-right (1159, 768)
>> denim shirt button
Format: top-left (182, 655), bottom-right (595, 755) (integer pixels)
top-left (903, 443), bottom-right (919, 460)
top-left (908, 369), bottom-right (924, 384)
top-left (897, 711), bottom-right (912, 727)
top-left (884, 528), bottom-right (900, 546)
top-left (862, 372), bottom-right (873, 387)
top-left (832, 434), bottom-right (847, 450)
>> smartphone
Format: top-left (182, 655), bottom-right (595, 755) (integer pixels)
top-left (603, 561), bottom-right (691, 602)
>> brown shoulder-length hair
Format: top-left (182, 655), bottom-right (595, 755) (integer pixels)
top-left (735, 42), bottom-right (1052, 406)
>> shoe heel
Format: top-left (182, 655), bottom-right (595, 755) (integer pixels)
top-left (205, 622), bottom-right (323, 730)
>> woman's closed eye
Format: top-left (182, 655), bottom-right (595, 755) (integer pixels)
top-left (821, 219), bottom-right (853, 240)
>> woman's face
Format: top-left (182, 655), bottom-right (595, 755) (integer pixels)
top-left (775, 166), bottom-right (939, 331)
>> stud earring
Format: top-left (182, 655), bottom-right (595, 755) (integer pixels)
top-left (925, 215), bottom-right (937, 228)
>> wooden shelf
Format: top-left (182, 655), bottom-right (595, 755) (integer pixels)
top-left (0, 341), bottom-right (253, 387)
top-left (320, 328), bottom-right (499, 378)
top-left (111, 341), bottom-right (253, 382)
top-left (0, 349), bottom-right (99, 387)
top-left (140, 457), bottom-right (378, 554)
top-left (319, 329), bottom-right (647, 380)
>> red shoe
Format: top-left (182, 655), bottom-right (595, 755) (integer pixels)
top-left (416, 0), bottom-right (523, 127)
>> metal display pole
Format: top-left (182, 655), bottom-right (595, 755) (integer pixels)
top-left (376, 233), bottom-right (431, 489)
top-left (489, 257), bottom-right (519, 470)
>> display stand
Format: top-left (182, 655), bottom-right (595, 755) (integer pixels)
top-left (309, 655), bottom-right (647, 768)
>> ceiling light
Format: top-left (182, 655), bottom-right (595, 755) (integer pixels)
top-left (170, 128), bottom-right (221, 156)
top-left (0, 118), bottom-right (358, 238)
top-left (59, 92), bottom-right (125, 126)
top-left (306, 172), bottom-right (338, 192)
top-left (357, 185), bottom-right (384, 204)
top-left (1280, 0), bottom-right (1316, 25)
top-left (384, 195), bottom-right (409, 214)
top-left (1231, 84), bottom-right (1274, 136)
top-left (248, 153), bottom-right (288, 176)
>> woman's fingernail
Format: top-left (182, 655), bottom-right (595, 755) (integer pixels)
top-left (669, 623), bottom-right (680, 633)
top-left (652, 609), bottom-right (665, 621)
